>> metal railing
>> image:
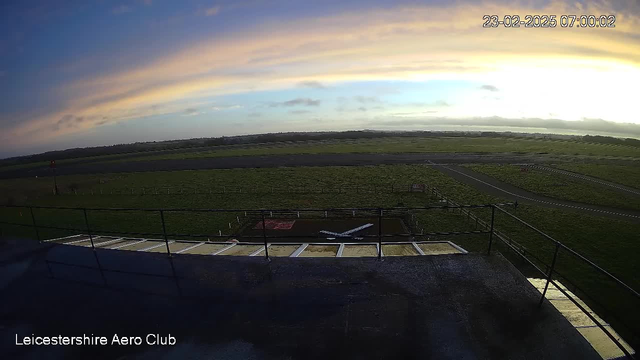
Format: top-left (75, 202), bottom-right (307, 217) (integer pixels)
top-left (0, 201), bottom-right (637, 358)
top-left (47, 182), bottom-right (439, 196)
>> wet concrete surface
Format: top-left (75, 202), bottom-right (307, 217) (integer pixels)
top-left (3, 152), bottom-right (638, 179)
top-left (0, 237), bottom-right (601, 360)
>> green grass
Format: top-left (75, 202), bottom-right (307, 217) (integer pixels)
top-left (553, 164), bottom-right (640, 190)
top-left (92, 136), bottom-right (640, 163)
top-left (1, 164), bottom-right (638, 341)
top-left (465, 164), bottom-right (640, 211)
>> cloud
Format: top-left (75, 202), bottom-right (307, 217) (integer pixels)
top-left (205, 6), bottom-right (220, 16)
top-left (270, 98), bottom-right (321, 107)
top-left (358, 107), bottom-right (367, 111)
top-left (182, 108), bottom-right (201, 116)
top-left (211, 104), bottom-right (242, 111)
top-left (4, 0), bottom-right (640, 149)
top-left (112, 5), bottom-right (132, 14)
top-left (435, 100), bottom-right (449, 107)
top-left (142, 0), bottom-right (153, 5)
top-left (52, 114), bottom-right (86, 131)
top-left (0, 71), bottom-right (5, 77)
top-left (479, 85), bottom-right (499, 92)
top-left (247, 112), bottom-right (261, 117)
top-left (289, 110), bottom-right (311, 114)
top-left (297, 81), bottom-right (326, 89)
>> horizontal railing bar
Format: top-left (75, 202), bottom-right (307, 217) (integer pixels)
top-left (495, 205), bottom-right (640, 300)
top-left (0, 203), bottom-right (515, 212)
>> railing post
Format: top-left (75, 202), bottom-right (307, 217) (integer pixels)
top-left (83, 208), bottom-right (95, 250)
top-left (261, 210), bottom-right (269, 260)
top-left (487, 206), bottom-right (495, 255)
top-left (539, 242), bottom-right (561, 306)
top-left (160, 210), bottom-right (171, 257)
top-left (378, 208), bottom-right (383, 260)
top-left (29, 207), bottom-right (40, 242)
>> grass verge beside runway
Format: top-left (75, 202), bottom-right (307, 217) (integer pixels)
top-left (465, 164), bottom-right (640, 211)
top-left (553, 164), bottom-right (640, 190)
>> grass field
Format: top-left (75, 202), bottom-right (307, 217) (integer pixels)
top-left (1, 137), bottom-right (625, 170)
top-left (553, 164), bottom-right (640, 190)
top-left (1, 164), bottom-right (638, 342)
top-left (100, 137), bottom-right (640, 163)
top-left (465, 164), bottom-right (640, 211)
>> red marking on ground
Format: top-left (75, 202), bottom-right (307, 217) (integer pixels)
top-left (254, 219), bottom-right (296, 230)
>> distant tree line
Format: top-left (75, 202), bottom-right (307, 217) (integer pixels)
top-left (582, 135), bottom-right (640, 148)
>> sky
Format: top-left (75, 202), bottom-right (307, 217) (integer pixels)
top-left (1, 0), bottom-right (640, 157)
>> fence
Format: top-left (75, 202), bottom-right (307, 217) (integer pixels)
top-left (0, 202), bottom-right (638, 358)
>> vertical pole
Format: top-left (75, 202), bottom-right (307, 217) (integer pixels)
top-left (29, 207), bottom-right (40, 242)
top-left (487, 206), bottom-right (495, 255)
top-left (539, 242), bottom-right (560, 306)
top-left (83, 208), bottom-right (106, 285)
top-left (378, 208), bottom-right (383, 260)
top-left (160, 210), bottom-right (171, 257)
top-left (261, 211), bottom-right (269, 260)
top-left (53, 168), bottom-right (59, 195)
top-left (83, 208), bottom-right (95, 250)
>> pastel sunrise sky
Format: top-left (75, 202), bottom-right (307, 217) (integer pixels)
top-left (1, 0), bottom-right (639, 156)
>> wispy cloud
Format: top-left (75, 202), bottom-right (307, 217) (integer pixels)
top-left (111, 5), bottom-right (132, 15)
top-left (289, 110), bottom-right (311, 114)
top-left (211, 104), bottom-right (242, 111)
top-left (297, 81), bottom-right (326, 89)
top-left (182, 108), bottom-right (201, 116)
top-left (205, 6), bottom-right (220, 16)
top-left (52, 114), bottom-right (86, 131)
top-left (269, 98), bottom-right (321, 107)
top-left (479, 85), bottom-right (499, 92)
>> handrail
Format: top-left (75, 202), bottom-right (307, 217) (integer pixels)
top-left (0, 203), bottom-right (515, 212)
top-left (494, 205), bottom-right (640, 300)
